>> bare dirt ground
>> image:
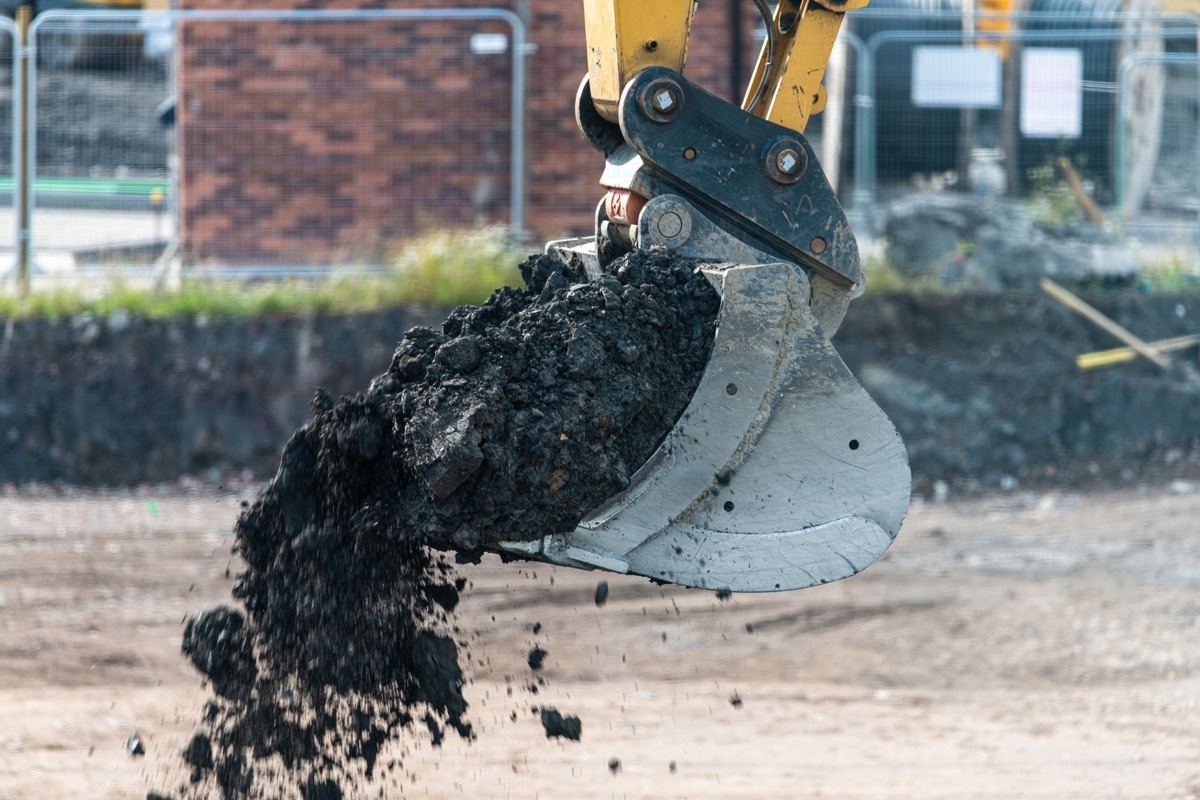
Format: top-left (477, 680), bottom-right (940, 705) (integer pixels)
top-left (1, 482), bottom-right (1198, 800)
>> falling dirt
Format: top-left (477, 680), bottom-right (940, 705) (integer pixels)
top-left (527, 647), bottom-right (549, 671)
top-left (538, 708), bottom-right (583, 741)
top-left (173, 248), bottom-right (720, 798)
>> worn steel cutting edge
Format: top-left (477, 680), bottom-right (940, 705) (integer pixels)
top-left (499, 260), bottom-right (912, 592)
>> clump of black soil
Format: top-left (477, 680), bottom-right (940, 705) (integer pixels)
top-left (539, 708), bottom-right (583, 741)
top-left (174, 248), bottom-right (719, 798)
top-left (527, 647), bottom-right (548, 671)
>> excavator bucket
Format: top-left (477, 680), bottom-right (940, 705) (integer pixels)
top-left (500, 259), bottom-right (911, 592)
top-left (493, 63), bottom-right (910, 592)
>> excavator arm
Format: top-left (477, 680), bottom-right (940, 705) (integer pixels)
top-left (497, 1), bottom-right (911, 592)
top-left (584, 0), bottom-right (869, 135)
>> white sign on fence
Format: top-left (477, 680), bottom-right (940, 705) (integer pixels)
top-left (911, 46), bottom-right (1002, 108)
top-left (1020, 48), bottom-right (1083, 138)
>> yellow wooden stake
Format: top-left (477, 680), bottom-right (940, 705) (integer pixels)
top-left (1040, 278), bottom-right (1171, 370)
top-left (1076, 334), bottom-right (1200, 370)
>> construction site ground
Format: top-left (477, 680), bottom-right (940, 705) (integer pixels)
top-left (1, 483), bottom-right (1197, 800)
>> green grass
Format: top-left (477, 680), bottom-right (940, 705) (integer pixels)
top-left (390, 226), bottom-right (527, 306)
top-left (1027, 163), bottom-right (1085, 228)
top-left (9, 222), bottom-right (1193, 321)
top-left (0, 227), bottom-right (529, 320)
top-left (1137, 250), bottom-right (1200, 294)
top-left (859, 251), bottom-right (952, 297)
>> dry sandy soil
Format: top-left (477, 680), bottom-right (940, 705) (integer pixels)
top-left (1, 482), bottom-right (1198, 800)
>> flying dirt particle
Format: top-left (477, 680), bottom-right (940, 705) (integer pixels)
top-left (300, 778), bottom-right (343, 800)
top-left (608, 757), bottom-right (622, 774)
top-left (422, 714), bottom-right (445, 747)
top-left (531, 621), bottom-right (542, 634)
top-left (745, 623), bottom-right (755, 634)
top-left (180, 605), bottom-right (256, 700)
top-left (181, 733), bottom-right (213, 781)
top-left (594, 580), bottom-right (609, 607)
top-left (729, 692), bottom-right (743, 708)
top-left (669, 760), bottom-right (677, 774)
top-left (126, 732), bottom-right (145, 757)
top-left (182, 733), bottom-right (213, 768)
top-left (715, 588), bottom-right (732, 601)
top-left (539, 708), bottom-right (582, 741)
top-left (528, 647), bottom-right (548, 671)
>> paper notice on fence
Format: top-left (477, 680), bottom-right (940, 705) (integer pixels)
top-left (911, 46), bottom-right (1002, 108)
top-left (1021, 48), bottom-right (1083, 138)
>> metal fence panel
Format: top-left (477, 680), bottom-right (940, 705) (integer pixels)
top-left (29, 13), bottom-right (172, 276)
top-left (1118, 53), bottom-right (1200, 244)
top-left (862, 23), bottom-right (1198, 217)
top-left (0, 17), bottom-right (16, 283)
top-left (23, 9), bottom-right (526, 276)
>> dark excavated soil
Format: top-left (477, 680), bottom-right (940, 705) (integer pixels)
top-left (528, 647), bottom-right (549, 671)
top-left (538, 708), bottom-right (583, 741)
top-left (173, 248), bottom-right (719, 798)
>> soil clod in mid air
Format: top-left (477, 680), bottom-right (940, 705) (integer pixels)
top-left (539, 708), bottom-right (583, 741)
top-left (174, 247), bottom-right (720, 798)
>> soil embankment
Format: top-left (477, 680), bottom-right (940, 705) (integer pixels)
top-left (2, 290), bottom-right (1198, 492)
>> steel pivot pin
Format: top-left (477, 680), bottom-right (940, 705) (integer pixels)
top-left (764, 138), bottom-right (808, 184)
top-left (639, 77), bottom-right (684, 123)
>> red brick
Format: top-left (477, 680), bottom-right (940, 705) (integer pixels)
top-left (177, 0), bottom-right (759, 265)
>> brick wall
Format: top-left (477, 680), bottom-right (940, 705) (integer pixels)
top-left (176, 0), bottom-right (759, 265)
